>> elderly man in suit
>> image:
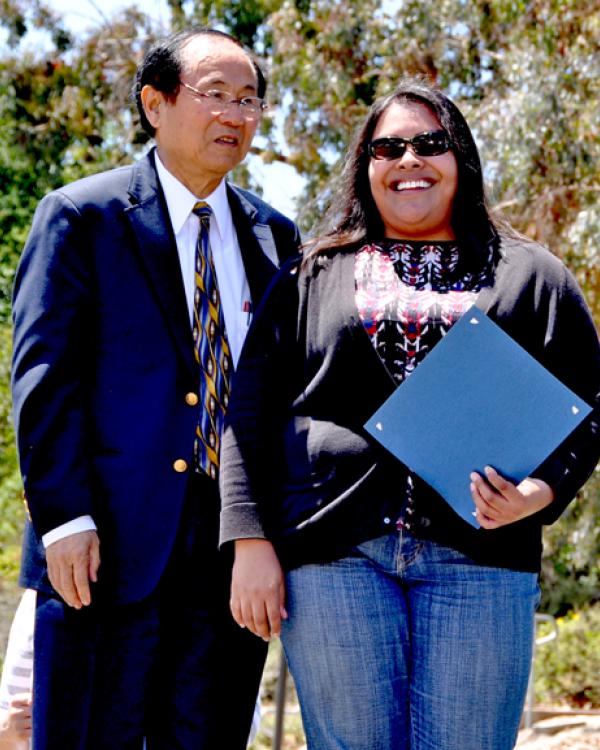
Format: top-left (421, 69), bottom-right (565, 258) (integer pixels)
top-left (11, 27), bottom-right (300, 749)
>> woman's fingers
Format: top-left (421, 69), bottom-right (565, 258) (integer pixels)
top-left (231, 538), bottom-right (286, 640)
top-left (470, 468), bottom-right (554, 528)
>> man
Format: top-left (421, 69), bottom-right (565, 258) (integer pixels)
top-left (11, 28), bottom-right (300, 749)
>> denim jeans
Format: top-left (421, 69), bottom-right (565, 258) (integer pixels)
top-left (281, 530), bottom-right (540, 750)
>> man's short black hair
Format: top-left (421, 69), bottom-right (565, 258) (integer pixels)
top-left (134, 28), bottom-right (267, 137)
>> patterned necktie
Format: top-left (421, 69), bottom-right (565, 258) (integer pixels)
top-left (192, 201), bottom-right (231, 480)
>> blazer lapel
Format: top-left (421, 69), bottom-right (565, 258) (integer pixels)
top-left (124, 151), bottom-right (197, 381)
top-left (227, 184), bottom-right (280, 305)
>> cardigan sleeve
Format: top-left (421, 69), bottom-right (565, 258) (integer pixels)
top-left (219, 256), bottom-right (303, 546)
top-left (530, 262), bottom-right (600, 524)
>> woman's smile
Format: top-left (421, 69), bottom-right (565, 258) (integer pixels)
top-left (368, 101), bottom-right (458, 241)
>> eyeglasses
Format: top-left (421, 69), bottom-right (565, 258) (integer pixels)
top-left (179, 81), bottom-right (267, 120)
top-left (368, 130), bottom-right (451, 160)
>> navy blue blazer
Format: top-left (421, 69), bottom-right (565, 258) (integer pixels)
top-left (12, 149), bottom-right (300, 603)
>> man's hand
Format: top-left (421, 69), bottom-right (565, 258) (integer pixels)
top-left (230, 539), bottom-right (287, 642)
top-left (0, 695), bottom-right (32, 744)
top-left (470, 466), bottom-right (554, 529)
top-left (46, 530), bottom-right (100, 608)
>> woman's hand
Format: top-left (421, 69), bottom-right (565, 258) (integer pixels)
top-left (231, 538), bottom-right (288, 641)
top-left (470, 466), bottom-right (554, 529)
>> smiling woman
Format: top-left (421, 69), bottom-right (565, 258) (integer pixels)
top-left (368, 101), bottom-right (458, 241)
top-left (219, 76), bottom-right (600, 750)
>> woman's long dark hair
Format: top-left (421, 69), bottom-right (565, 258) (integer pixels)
top-left (303, 78), bottom-right (499, 268)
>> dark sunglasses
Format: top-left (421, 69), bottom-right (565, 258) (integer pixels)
top-left (368, 130), bottom-right (451, 160)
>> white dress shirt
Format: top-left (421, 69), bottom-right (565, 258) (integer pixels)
top-left (42, 153), bottom-right (253, 548)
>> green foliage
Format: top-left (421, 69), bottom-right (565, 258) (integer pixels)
top-left (0, 0), bottom-right (598, 617)
top-left (0, 326), bottom-right (23, 582)
top-left (274, 0), bottom-right (599, 299)
top-left (535, 604), bottom-right (600, 707)
top-left (541, 468), bottom-right (600, 616)
top-left (0, 3), bottom-right (158, 323)
top-left (0, 329), bottom-right (15, 475)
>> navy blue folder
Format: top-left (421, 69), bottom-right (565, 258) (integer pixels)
top-left (364, 306), bottom-right (592, 528)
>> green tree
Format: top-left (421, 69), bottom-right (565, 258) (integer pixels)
top-left (0, 0), bottom-right (598, 610)
top-left (0, 0), bottom-right (160, 574)
top-left (211, 0), bottom-right (600, 612)
top-left (0, 3), bottom-right (161, 321)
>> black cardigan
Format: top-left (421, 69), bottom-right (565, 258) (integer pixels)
top-left (219, 236), bottom-right (600, 573)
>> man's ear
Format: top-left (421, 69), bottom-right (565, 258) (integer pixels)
top-left (140, 85), bottom-right (163, 130)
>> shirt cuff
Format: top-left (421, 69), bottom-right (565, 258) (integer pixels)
top-left (42, 516), bottom-right (97, 548)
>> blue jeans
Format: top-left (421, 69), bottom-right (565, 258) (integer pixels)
top-left (281, 530), bottom-right (539, 750)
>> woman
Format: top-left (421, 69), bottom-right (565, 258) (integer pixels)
top-left (219, 78), bottom-right (600, 750)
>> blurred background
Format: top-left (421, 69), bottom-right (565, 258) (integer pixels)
top-left (0, 0), bottom-right (598, 745)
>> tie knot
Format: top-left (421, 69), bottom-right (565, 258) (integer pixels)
top-left (193, 201), bottom-right (212, 225)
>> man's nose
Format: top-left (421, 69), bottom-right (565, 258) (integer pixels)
top-left (218, 101), bottom-right (246, 126)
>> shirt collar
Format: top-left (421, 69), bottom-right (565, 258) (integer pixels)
top-left (154, 151), bottom-right (231, 241)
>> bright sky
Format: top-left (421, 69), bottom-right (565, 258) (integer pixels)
top-left (14, 0), bottom-right (305, 219)
top-left (48, 0), bottom-right (170, 35)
